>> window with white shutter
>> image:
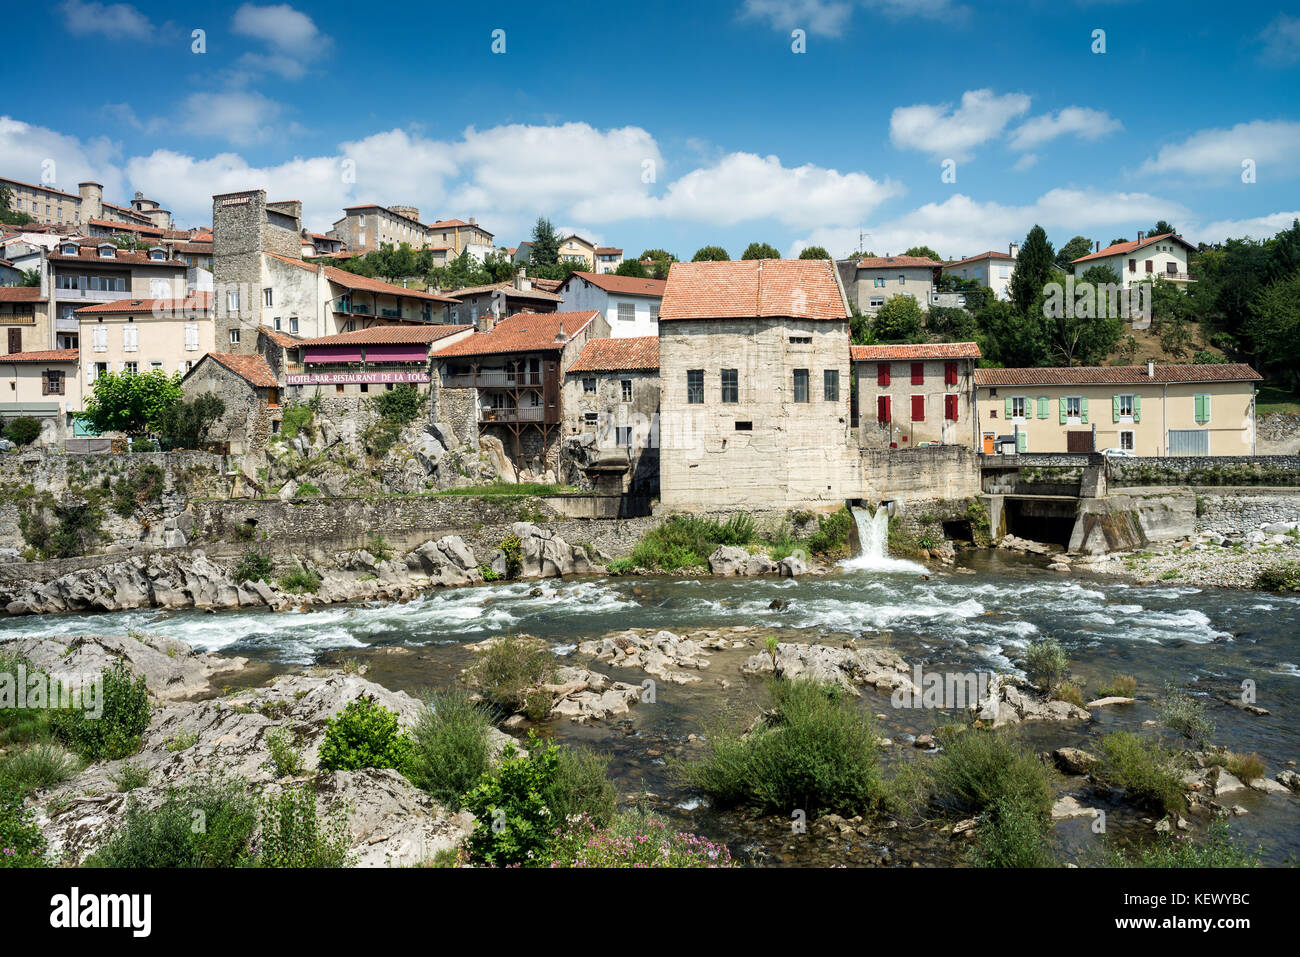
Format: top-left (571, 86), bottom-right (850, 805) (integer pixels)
top-left (123, 325), bottom-right (139, 352)
top-left (93, 326), bottom-right (108, 352)
top-left (184, 323), bottom-right (199, 351)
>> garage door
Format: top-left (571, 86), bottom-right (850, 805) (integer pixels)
top-left (1168, 429), bottom-right (1209, 455)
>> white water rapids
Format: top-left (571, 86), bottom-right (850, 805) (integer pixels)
top-left (839, 505), bottom-right (929, 574)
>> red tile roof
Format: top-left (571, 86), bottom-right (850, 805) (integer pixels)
top-left (204, 352), bottom-right (279, 388)
top-left (594, 247), bottom-right (623, 255)
top-left (48, 245), bottom-right (185, 267)
top-left (0, 286), bottom-right (46, 303)
top-left (659, 259), bottom-right (849, 321)
top-left (302, 324), bottom-right (472, 347)
top-left (436, 311), bottom-right (601, 358)
top-left (944, 250), bottom-right (1014, 268)
top-left (73, 293), bottom-right (211, 316)
top-left (88, 218), bottom-right (164, 235)
top-left (444, 280), bottom-right (564, 302)
top-left (566, 336), bottom-right (659, 373)
top-left (851, 342), bottom-right (981, 361)
top-left (529, 277), bottom-right (563, 293)
top-left (855, 255), bottom-right (943, 269)
top-left (1071, 232), bottom-right (1197, 265)
top-left (168, 241), bottom-right (213, 255)
top-left (0, 348), bottom-right (78, 363)
top-left (267, 254), bottom-right (460, 303)
top-left (260, 329), bottom-right (303, 349)
top-left (563, 271), bottom-right (665, 298)
top-left (973, 363), bottom-right (1261, 387)
top-left (0, 175), bottom-right (78, 198)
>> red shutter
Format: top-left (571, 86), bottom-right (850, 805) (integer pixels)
top-left (945, 361), bottom-right (957, 385)
top-left (911, 395), bottom-right (925, 421)
top-left (911, 362), bottom-right (924, 385)
top-left (877, 395), bottom-right (891, 423)
top-left (945, 393), bottom-right (958, 421)
top-left (877, 363), bottom-right (889, 387)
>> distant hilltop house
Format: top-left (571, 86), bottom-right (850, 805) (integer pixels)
top-left (942, 244), bottom-right (1018, 301)
top-left (326, 205), bottom-right (493, 263)
top-left (838, 254), bottom-right (944, 315)
top-left (0, 176), bottom-right (170, 231)
top-left (1070, 231), bottom-right (1197, 288)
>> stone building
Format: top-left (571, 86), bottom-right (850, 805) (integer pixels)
top-left (0, 177), bottom-right (158, 229)
top-left (839, 254), bottom-right (942, 315)
top-left (850, 342), bottom-right (981, 450)
top-left (180, 352), bottom-right (282, 454)
top-left (435, 310), bottom-right (609, 477)
top-left (442, 275), bottom-right (563, 329)
top-left (563, 336), bottom-right (660, 495)
top-left (658, 259), bottom-right (858, 510)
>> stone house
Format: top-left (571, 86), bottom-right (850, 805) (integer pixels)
top-left (180, 352), bottom-right (282, 454)
top-left (839, 254), bottom-right (942, 315)
top-left (435, 310), bottom-right (609, 477)
top-left (556, 271), bottom-right (664, 338)
top-left (851, 342), bottom-right (981, 450)
top-left (973, 362), bottom-right (1262, 455)
top-left (563, 336), bottom-right (660, 495)
top-left (76, 293), bottom-right (214, 387)
top-left (658, 259), bottom-right (858, 510)
top-left (442, 276), bottom-right (563, 329)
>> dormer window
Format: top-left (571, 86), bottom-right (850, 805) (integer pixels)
top-left (61, 243), bottom-right (77, 255)
top-left (149, 247), bottom-right (166, 261)
top-left (98, 244), bottom-right (116, 258)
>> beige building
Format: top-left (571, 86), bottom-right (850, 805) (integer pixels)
top-left (558, 235), bottom-right (597, 268)
top-left (0, 286), bottom-right (51, 354)
top-left (0, 178), bottom-right (158, 229)
top-left (942, 246), bottom-right (1017, 301)
top-left (289, 323), bottom-right (474, 399)
top-left (76, 293), bottom-right (214, 386)
top-left (594, 247), bottom-right (623, 274)
top-left (841, 254), bottom-right (942, 314)
top-left (658, 258), bottom-right (858, 510)
top-left (973, 362), bottom-right (1261, 455)
top-left (851, 342), bottom-right (981, 450)
top-left (1070, 231), bottom-right (1197, 288)
top-left (329, 203), bottom-right (428, 253)
top-left (0, 348), bottom-right (81, 444)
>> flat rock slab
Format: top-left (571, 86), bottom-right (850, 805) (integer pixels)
top-left (1086, 696), bottom-right (1136, 708)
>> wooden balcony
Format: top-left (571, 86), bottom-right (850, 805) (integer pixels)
top-left (479, 406), bottom-right (548, 424)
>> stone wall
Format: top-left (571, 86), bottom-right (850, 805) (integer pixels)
top-left (1192, 489), bottom-right (1300, 535)
top-left (857, 446), bottom-right (981, 503)
top-left (1107, 454), bottom-right (1300, 487)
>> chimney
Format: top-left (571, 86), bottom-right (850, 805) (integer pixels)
top-left (514, 266), bottom-right (531, 292)
top-left (469, 217), bottom-right (476, 225)
top-left (1095, 240), bottom-right (1100, 253)
top-left (1147, 360), bottom-right (1155, 378)
top-left (1137, 231), bottom-right (1144, 243)
top-left (1008, 242), bottom-right (1018, 258)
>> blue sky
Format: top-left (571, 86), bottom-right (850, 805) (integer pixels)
top-left (2, 0), bottom-right (1298, 260)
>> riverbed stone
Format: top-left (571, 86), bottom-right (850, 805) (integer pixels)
top-left (1053, 747), bottom-right (1100, 775)
top-left (1085, 696), bottom-right (1136, 708)
top-left (971, 674), bottom-right (1091, 727)
top-left (741, 642), bottom-right (915, 696)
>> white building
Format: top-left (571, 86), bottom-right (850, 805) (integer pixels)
top-left (557, 271), bottom-right (665, 338)
top-left (1070, 231), bottom-right (1197, 288)
top-left (942, 244), bottom-right (1018, 301)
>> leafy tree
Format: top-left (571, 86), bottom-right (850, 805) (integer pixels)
top-left (691, 245), bottom-right (730, 262)
top-left (1055, 235), bottom-right (1094, 271)
top-left (873, 295), bottom-right (925, 342)
top-left (798, 246), bottom-right (832, 260)
top-left (927, 306), bottom-right (977, 341)
top-left (1008, 225), bottom-right (1056, 317)
top-left (1246, 270), bottom-right (1300, 390)
top-left (902, 245), bottom-right (940, 261)
top-left (1109, 237), bottom-right (1130, 247)
top-left (431, 250), bottom-right (491, 291)
top-left (638, 249), bottom-right (676, 279)
top-left (978, 299), bottom-right (1050, 367)
top-left (528, 218), bottom-right (560, 267)
top-left (741, 242), bottom-right (781, 260)
top-left (481, 249), bottom-right (517, 282)
top-left (0, 184), bottom-right (35, 227)
top-left (2, 416), bottom-right (41, 446)
top-left (153, 394), bottom-right (226, 449)
top-left (1150, 220), bottom-right (1177, 237)
top-left (77, 369), bottom-right (183, 437)
top-left (19, 268), bottom-right (39, 287)
top-left (615, 259), bottom-right (649, 278)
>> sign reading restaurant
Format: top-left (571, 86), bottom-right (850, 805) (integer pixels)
top-left (286, 370), bottom-right (431, 385)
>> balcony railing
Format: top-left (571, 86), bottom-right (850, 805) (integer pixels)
top-left (479, 406), bottom-right (545, 424)
top-left (442, 371), bottom-right (544, 389)
top-left (51, 288), bottom-right (135, 301)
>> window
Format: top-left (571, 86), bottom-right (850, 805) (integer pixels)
top-left (944, 393), bottom-right (958, 421)
top-left (876, 363), bottom-right (890, 387)
top-left (869, 297), bottom-right (884, 308)
top-left (911, 395), bottom-right (925, 421)
top-left (273, 317), bottom-right (282, 331)
top-left (150, 249), bottom-right (165, 261)
top-left (584, 412), bottom-right (599, 427)
top-left (720, 368), bottom-right (738, 403)
top-left (42, 370), bottom-right (64, 396)
top-left (1117, 394), bottom-right (1135, 418)
top-left (873, 277), bottom-right (885, 288)
top-left (582, 377), bottom-right (596, 394)
top-left (229, 329), bottom-right (240, 345)
top-left (616, 302), bottom-right (635, 322)
top-left (789, 336), bottom-right (811, 344)
top-left (150, 361), bottom-right (163, 370)
top-left (898, 275), bottom-right (906, 284)
top-left (1145, 260), bottom-right (1153, 273)
top-left (911, 362), bottom-right (924, 385)
top-left (1120, 430), bottom-right (1135, 451)
top-left (824, 369), bottom-right (839, 401)
top-left (122, 361), bottom-right (138, 375)
top-left (877, 395), bottom-right (891, 423)
top-left (92, 325), bottom-right (108, 352)
top-left (1194, 393), bottom-right (1211, 424)
top-left (621, 379), bottom-right (633, 402)
top-left (615, 426), bottom-right (632, 447)
top-left (735, 421), bottom-right (752, 431)
top-left (227, 289), bottom-right (240, 313)
top-left (649, 303), bottom-right (659, 323)
top-left (98, 246), bottom-right (115, 258)
top-left (687, 369), bottom-right (704, 404)
top-left (944, 361), bottom-right (958, 386)
top-left (1010, 396), bottom-right (1027, 419)
top-left (792, 368), bottom-right (809, 402)
top-left (122, 325), bottom-right (139, 352)
top-left (289, 317), bottom-right (298, 333)
top-left (1066, 396), bottom-right (1081, 419)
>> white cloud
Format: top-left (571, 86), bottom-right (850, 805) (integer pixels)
top-left (177, 91), bottom-right (290, 146)
top-left (740, 0), bottom-right (967, 36)
top-left (231, 3), bottom-right (332, 79)
top-left (1258, 14), bottom-right (1300, 64)
top-left (1139, 120), bottom-right (1300, 178)
top-left (1008, 107), bottom-right (1121, 151)
top-left (0, 116), bottom-right (125, 203)
top-left (1012, 153), bottom-right (1038, 172)
top-left (1187, 211), bottom-right (1300, 245)
top-left (58, 0), bottom-right (157, 41)
top-left (890, 89), bottom-right (1031, 161)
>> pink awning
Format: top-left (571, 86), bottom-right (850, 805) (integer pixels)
top-left (365, 344), bottom-right (429, 363)
top-left (304, 346), bottom-right (363, 364)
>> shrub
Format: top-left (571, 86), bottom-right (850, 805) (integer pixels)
top-left (256, 784), bottom-right (353, 867)
top-left (1101, 820), bottom-right (1260, 867)
top-left (276, 563), bottom-right (322, 594)
top-left (279, 402), bottom-right (316, 441)
top-left (1, 416), bottom-right (41, 447)
top-left (1096, 674), bottom-right (1137, 699)
top-left (18, 497), bottom-right (105, 560)
top-left (371, 384), bottom-right (424, 424)
top-left (295, 480), bottom-right (321, 497)
top-left (1097, 731), bottom-right (1186, 815)
top-left (112, 463), bottom-right (165, 517)
top-left (679, 678), bottom-right (883, 817)
top-left (407, 690), bottom-right (495, 810)
top-left (0, 790), bottom-right (47, 867)
top-left (265, 726), bottom-right (305, 777)
top-left (930, 728), bottom-right (1054, 821)
top-left (545, 809), bottom-right (732, 868)
top-left (1054, 681), bottom-right (1086, 707)
top-left (463, 635), bottom-right (556, 717)
top-left (499, 536), bottom-right (523, 578)
top-left (110, 762), bottom-right (151, 793)
top-left (1223, 751), bottom-right (1266, 783)
top-left (317, 698), bottom-right (414, 774)
top-left (1159, 685), bottom-right (1214, 750)
top-left (0, 742), bottom-right (80, 794)
top-left (1255, 561), bottom-right (1300, 592)
top-left (629, 514), bottom-right (757, 571)
top-left (539, 743), bottom-right (617, 828)
top-left (971, 796), bottom-right (1055, 868)
top-left (232, 547), bottom-right (273, 584)
top-left (462, 737), bottom-right (560, 866)
top-left (0, 653), bottom-right (54, 747)
top-left (1022, 636), bottom-right (1068, 695)
top-left (50, 660), bottom-right (150, 761)
top-left (87, 775), bottom-right (258, 868)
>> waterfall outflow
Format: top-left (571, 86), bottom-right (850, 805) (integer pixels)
top-left (840, 506), bottom-right (928, 574)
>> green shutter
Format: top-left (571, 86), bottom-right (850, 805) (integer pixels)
top-left (1058, 398), bottom-right (1067, 425)
top-left (1081, 397), bottom-right (1089, 424)
top-left (1037, 396), bottom-right (1049, 419)
top-left (1195, 394), bottom-right (1210, 423)
top-left (1132, 394), bottom-right (1141, 423)
top-left (1016, 431), bottom-right (1028, 453)
top-left (1112, 394), bottom-right (1121, 422)
top-left (1005, 396), bottom-right (1014, 418)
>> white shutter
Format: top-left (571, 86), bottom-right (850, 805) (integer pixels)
top-left (93, 326), bottom-right (108, 352)
top-left (123, 325), bottom-right (138, 352)
top-left (150, 278), bottom-right (169, 298)
top-left (184, 322), bottom-right (199, 351)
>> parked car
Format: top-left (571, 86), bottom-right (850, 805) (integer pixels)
top-left (1100, 447), bottom-right (1137, 457)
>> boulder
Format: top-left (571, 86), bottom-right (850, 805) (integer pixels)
top-left (1276, 770), bottom-right (1300, 793)
top-left (778, 555), bottom-right (808, 578)
top-left (1053, 747), bottom-right (1100, 775)
top-left (742, 642), bottom-right (915, 696)
top-left (1085, 696), bottom-right (1136, 708)
top-left (405, 536), bottom-right (479, 586)
top-left (708, 546), bottom-right (749, 576)
top-left (510, 523), bottom-right (592, 578)
top-left (971, 674), bottom-right (1091, 727)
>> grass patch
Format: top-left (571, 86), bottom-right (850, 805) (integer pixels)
top-left (545, 807), bottom-right (732, 867)
top-left (0, 742), bottom-right (81, 794)
top-left (627, 514), bottom-right (757, 572)
top-left (462, 635), bottom-right (557, 719)
top-left (276, 563), bottom-right (322, 594)
top-left (437, 482), bottom-right (574, 497)
top-left (1256, 561), bottom-right (1300, 592)
top-left (1097, 731), bottom-right (1187, 815)
top-left (1101, 820), bottom-right (1260, 867)
top-left (1095, 674), bottom-right (1137, 698)
top-left (406, 690), bottom-right (495, 811)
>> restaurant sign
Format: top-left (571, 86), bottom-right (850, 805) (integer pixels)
top-left (286, 370), bottom-right (430, 385)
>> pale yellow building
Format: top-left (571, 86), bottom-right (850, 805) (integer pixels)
top-left (0, 287), bottom-right (51, 355)
top-left (76, 293), bottom-right (214, 386)
top-left (973, 362), bottom-right (1261, 456)
top-left (558, 234), bottom-right (597, 269)
top-left (0, 348), bottom-right (81, 444)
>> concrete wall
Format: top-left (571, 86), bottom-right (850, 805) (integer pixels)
top-left (857, 446), bottom-right (981, 503)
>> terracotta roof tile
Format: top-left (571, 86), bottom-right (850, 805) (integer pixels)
top-left (267, 254), bottom-right (460, 303)
top-left (1071, 233), bottom-right (1197, 265)
top-left (0, 286), bottom-right (46, 303)
top-left (436, 311), bottom-right (600, 358)
top-left (302, 324), bottom-right (472, 347)
top-left (566, 336), bottom-right (659, 373)
top-left (973, 363), bottom-right (1261, 387)
top-left (444, 280), bottom-right (564, 302)
top-left (260, 329), bottom-right (303, 349)
top-left (851, 342), bottom-right (981, 361)
top-left (856, 255), bottom-right (943, 269)
top-left (0, 348), bottom-right (78, 363)
top-left (562, 271), bottom-right (665, 298)
top-left (659, 259), bottom-right (849, 321)
top-left (205, 352), bottom-right (279, 388)
top-left (74, 293), bottom-right (211, 316)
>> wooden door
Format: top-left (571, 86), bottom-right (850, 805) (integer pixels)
top-left (982, 432), bottom-right (995, 454)
top-left (7, 328), bottom-right (20, 354)
top-left (1066, 430), bottom-right (1093, 453)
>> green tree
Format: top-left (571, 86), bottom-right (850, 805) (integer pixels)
top-left (528, 218), bottom-right (560, 267)
top-left (1150, 220), bottom-right (1177, 237)
top-left (902, 245), bottom-right (940, 261)
top-left (153, 394), bottom-right (226, 449)
top-left (1109, 236), bottom-right (1130, 248)
top-left (691, 245), bottom-right (730, 262)
top-left (615, 259), bottom-right (649, 278)
top-left (481, 250), bottom-right (516, 282)
top-left (1008, 225), bottom-right (1056, 317)
top-left (978, 299), bottom-right (1049, 367)
top-left (637, 249), bottom-right (676, 279)
top-left (1055, 235), bottom-right (1094, 271)
top-left (741, 242), bottom-right (781, 260)
top-left (19, 268), bottom-right (40, 287)
top-left (798, 245), bottom-right (832, 260)
top-left (873, 295), bottom-right (925, 342)
top-left (1246, 270), bottom-right (1300, 389)
top-left (0, 184), bottom-right (35, 227)
top-left (77, 369), bottom-right (183, 437)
